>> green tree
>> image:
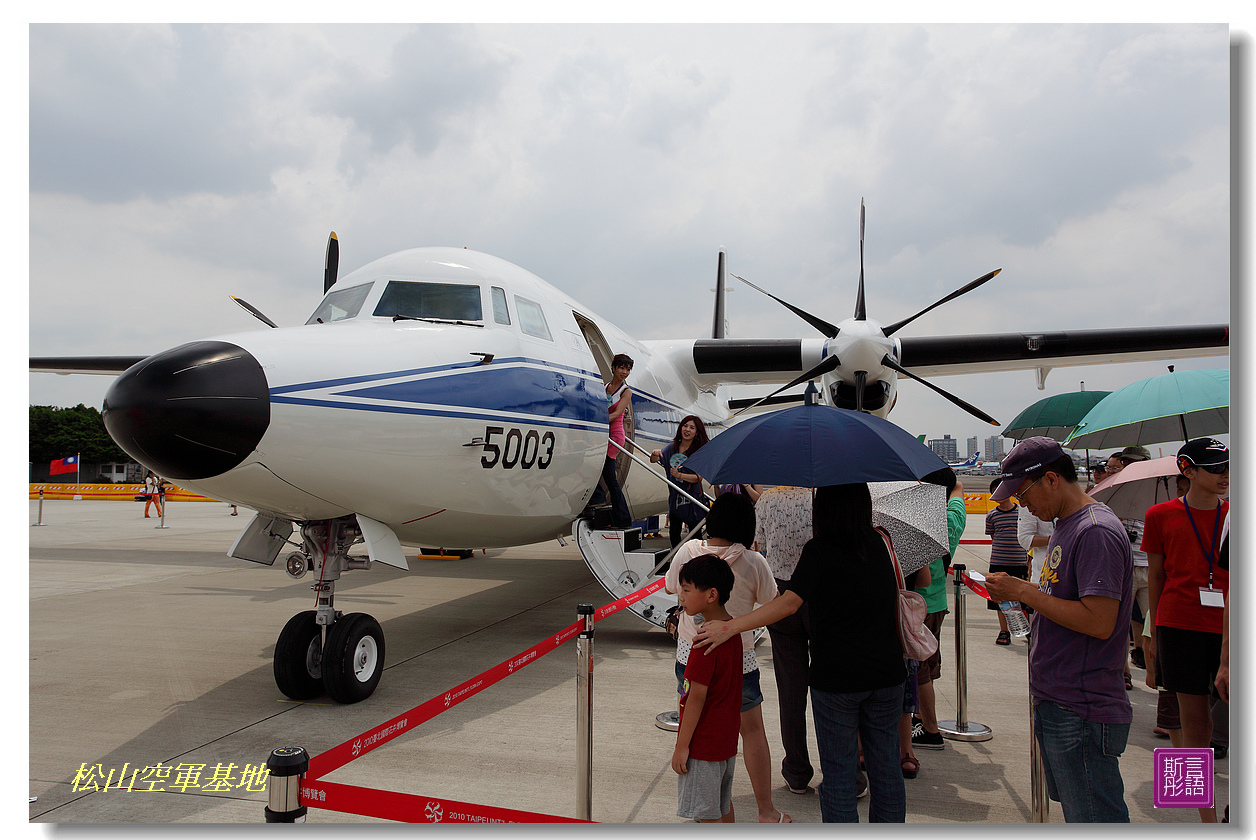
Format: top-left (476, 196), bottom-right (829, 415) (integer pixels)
top-left (29, 404), bottom-right (129, 465)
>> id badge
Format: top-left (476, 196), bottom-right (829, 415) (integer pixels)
top-left (1199, 587), bottom-right (1225, 608)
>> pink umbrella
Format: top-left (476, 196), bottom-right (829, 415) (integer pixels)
top-left (1090, 456), bottom-right (1181, 522)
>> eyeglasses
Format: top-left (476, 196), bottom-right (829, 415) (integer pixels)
top-left (1012, 474), bottom-right (1046, 503)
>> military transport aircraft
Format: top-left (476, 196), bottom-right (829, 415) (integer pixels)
top-left (30, 210), bottom-right (1228, 704)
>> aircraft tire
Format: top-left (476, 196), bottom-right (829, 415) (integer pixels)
top-left (274, 610), bottom-right (324, 701)
top-left (322, 612), bottom-right (385, 704)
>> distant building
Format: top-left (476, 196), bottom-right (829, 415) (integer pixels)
top-left (984, 436), bottom-right (1007, 462)
top-left (967, 436), bottom-right (979, 458)
top-left (928, 435), bottom-right (959, 463)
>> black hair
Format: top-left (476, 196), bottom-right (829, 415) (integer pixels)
top-left (812, 483), bottom-right (875, 545)
top-left (671, 415), bottom-right (710, 450)
top-left (678, 554), bottom-right (734, 605)
top-left (922, 466), bottom-right (958, 494)
top-left (704, 492), bottom-right (756, 548)
top-left (611, 353), bottom-right (634, 370)
top-left (988, 477), bottom-right (1001, 494)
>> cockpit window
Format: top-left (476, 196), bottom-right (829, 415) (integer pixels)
top-left (491, 286), bottom-right (511, 325)
top-left (515, 296), bottom-right (553, 341)
top-left (306, 283), bottom-right (373, 324)
top-left (373, 281), bottom-right (483, 322)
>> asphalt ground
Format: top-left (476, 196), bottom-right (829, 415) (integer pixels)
top-left (27, 500), bottom-right (1226, 826)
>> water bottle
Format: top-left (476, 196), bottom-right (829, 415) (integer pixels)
top-left (999, 601), bottom-right (1031, 638)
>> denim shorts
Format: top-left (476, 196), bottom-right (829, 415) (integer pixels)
top-left (676, 659), bottom-right (762, 712)
top-left (1033, 701), bottom-right (1130, 822)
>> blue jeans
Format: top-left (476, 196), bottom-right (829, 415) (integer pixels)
top-left (1033, 701), bottom-right (1130, 822)
top-left (810, 685), bottom-right (905, 822)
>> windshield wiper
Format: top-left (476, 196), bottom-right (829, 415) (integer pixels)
top-left (390, 315), bottom-right (483, 327)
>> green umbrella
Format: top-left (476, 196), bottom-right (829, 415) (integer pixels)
top-left (1064, 368), bottom-right (1229, 450)
top-left (1000, 390), bottom-right (1112, 442)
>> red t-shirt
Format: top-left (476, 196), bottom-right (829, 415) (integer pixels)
top-left (1142, 497), bottom-right (1228, 634)
top-left (679, 637), bottom-right (742, 761)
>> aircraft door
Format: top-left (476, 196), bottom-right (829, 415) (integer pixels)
top-left (572, 314), bottom-right (635, 500)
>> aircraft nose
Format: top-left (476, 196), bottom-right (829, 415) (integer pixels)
top-left (103, 340), bottom-right (270, 481)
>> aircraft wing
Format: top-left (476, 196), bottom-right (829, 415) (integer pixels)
top-left (30, 356), bottom-right (148, 375)
top-left (896, 324), bottom-right (1229, 377)
top-left (682, 324), bottom-right (1227, 385)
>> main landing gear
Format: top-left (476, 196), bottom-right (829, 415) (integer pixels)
top-left (273, 517), bottom-right (385, 704)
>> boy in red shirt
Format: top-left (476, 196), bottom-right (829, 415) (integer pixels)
top-left (1144, 437), bottom-right (1229, 823)
top-left (672, 554), bottom-right (743, 822)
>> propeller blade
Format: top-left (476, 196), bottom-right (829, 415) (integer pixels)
top-left (324, 231), bottom-right (339, 294)
top-left (855, 370), bottom-right (866, 413)
top-left (732, 354), bottom-right (840, 416)
top-left (882, 355), bottom-right (999, 426)
top-left (882, 268), bottom-right (1002, 337)
top-left (231, 296), bottom-right (279, 329)
top-left (854, 198), bottom-right (866, 320)
top-left (730, 272), bottom-right (841, 339)
top-left (712, 251), bottom-right (727, 339)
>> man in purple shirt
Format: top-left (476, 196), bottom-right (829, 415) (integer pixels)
top-left (985, 436), bottom-right (1134, 823)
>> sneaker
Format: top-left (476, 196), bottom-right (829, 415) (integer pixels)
top-left (912, 722), bottom-right (945, 750)
top-left (787, 783), bottom-right (810, 795)
top-left (1130, 648), bottom-right (1146, 669)
top-left (855, 769), bottom-right (869, 798)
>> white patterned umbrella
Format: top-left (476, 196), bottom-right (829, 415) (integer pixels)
top-left (870, 481), bottom-right (949, 577)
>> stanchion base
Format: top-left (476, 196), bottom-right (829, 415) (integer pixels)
top-left (154, 525), bottom-right (171, 530)
top-left (655, 710), bottom-right (679, 732)
top-left (937, 719), bottom-right (993, 742)
top-left (32, 523), bottom-right (46, 527)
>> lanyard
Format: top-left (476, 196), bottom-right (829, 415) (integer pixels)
top-left (1182, 498), bottom-right (1222, 588)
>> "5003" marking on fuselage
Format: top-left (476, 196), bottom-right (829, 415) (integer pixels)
top-left (479, 426), bottom-right (556, 470)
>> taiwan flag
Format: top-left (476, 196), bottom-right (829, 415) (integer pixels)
top-left (50, 455), bottom-right (80, 475)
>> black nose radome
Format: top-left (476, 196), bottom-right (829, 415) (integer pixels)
top-left (103, 340), bottom-right (270, 481)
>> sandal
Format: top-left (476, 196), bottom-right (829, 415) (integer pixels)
top-left (1124, 672), bottom-right (1133, 691)
top-left (901, 755), bottom-right (919, 779)
top-left (996, 630), bottom-right (1011, 646)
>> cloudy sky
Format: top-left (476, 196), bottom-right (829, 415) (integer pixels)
top-left (26, 20), bottom-right (1240, 455)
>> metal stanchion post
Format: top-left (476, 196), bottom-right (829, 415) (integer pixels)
top-left (938, 563), bottom-right (992, 741)
top-left (576, 603), bottom-right (595, 822)
top-left (33, 489), bottom-right (46, 527)
top-left (154, 487), bottom-right (170, 530)
top-left (264, 746), bottom-right (309, 823)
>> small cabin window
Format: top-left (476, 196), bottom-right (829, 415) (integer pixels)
top-left (373, 281), bottom-right (483, 322)
top-left (515, 296), bottom-right (553, 341)
top-left (491, 287), bottom-right (511, 325)
top-left (306, 283), bottom-right (373, 324)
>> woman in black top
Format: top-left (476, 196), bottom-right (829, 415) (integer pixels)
top-left (694, 483), bottom-right (906, 822)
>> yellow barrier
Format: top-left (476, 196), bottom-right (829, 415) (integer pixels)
top-left (964, 493), bottom-right (995, 515)
top-left (28, 483), bottom-right (219, 502)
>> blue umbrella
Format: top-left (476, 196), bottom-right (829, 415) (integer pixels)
top-left (683, 403), bottom-right (949, 487)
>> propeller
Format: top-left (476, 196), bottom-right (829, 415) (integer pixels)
top-left (730, 200), bottom-right (1002, 425)
top-left (324, 231), bottom-right (339, 294)
top-left (882, 268), bottom-right (1001, 337)
top-left (881, 355), bottom-right (999, 425)
top-left (231, 296), bottom-right (279, 329)
top-left (732, 354), bottom-right (840, 416)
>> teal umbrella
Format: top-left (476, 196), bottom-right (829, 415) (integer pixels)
top-left (1001, 390), bottom-right (1112, 442)
top-left (1064, 368), bottom-right (1229, 450)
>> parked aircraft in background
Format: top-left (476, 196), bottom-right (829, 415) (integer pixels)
top-left (30, 206), bottom-right (1228, 703)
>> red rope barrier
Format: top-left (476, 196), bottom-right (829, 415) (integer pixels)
top-left (302, 778), bottom-right (589, 823)
top-left (300, 576), bottom-right (670, 821)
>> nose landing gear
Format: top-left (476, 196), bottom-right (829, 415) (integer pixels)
top-left (272, 518), bottom-right (385, 704)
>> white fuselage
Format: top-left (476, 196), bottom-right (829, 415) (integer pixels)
top-left (173, 248), bottom-right (725, 547)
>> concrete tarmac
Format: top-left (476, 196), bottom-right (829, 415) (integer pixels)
top-left (29, 501), bottom-right (1225, 824)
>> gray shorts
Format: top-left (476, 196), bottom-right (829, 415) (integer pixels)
top-left (677, 755), bottom-right (735, 821)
